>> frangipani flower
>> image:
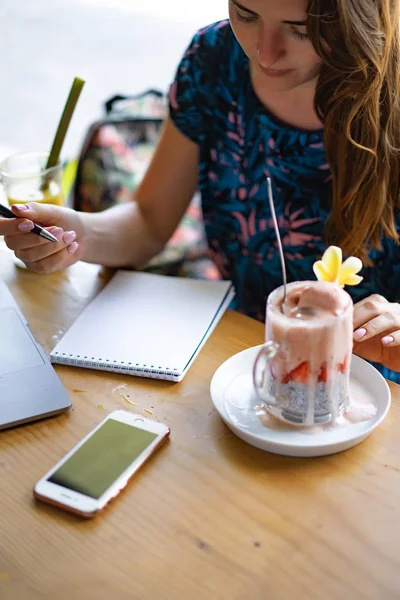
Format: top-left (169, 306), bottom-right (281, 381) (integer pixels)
top-left (313, 246), bottom-right (363, 288)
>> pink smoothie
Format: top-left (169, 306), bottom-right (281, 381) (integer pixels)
top-left (264, 281), bottom-right (353, 425)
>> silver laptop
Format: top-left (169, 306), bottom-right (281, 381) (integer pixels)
top-left (0, 279), bottom-right (71, 430)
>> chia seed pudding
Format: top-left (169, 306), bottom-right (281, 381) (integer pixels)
top-left (255, 281), bottom-right (353, 426)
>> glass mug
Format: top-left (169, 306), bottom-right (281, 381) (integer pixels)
top-left (0, 151), bottom-right (63, 208)
top-left (0, 151), bottom-right (64, 268)
top-left (253, 282), bottom-right (353, 426)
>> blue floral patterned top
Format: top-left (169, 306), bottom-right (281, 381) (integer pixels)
top-left (169, 20), bottom-right (400, 381)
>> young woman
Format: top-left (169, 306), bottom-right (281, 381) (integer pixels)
top-left (2, 0), bottom-right (400, 379)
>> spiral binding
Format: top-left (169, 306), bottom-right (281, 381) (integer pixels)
top-left (51, 352), bottom-right (181, 381)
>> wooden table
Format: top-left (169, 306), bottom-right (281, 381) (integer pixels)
top-left (1, 246), bottom-right (400, 600)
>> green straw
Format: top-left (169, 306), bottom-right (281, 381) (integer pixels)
top-left (46, 76), bottom-right (85, 169)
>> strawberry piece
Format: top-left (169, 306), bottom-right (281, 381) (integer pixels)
top-left (318, 363), bottom-right (328, 383)
top-left (282, 361), bottom-right (309, 384)
top-left (339, 355), bottom-right (350, 373)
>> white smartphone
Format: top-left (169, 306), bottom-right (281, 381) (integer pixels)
top-left (34, 410), bottom-right (170, 518)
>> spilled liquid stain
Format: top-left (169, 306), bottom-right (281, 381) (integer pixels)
top-left (52, 329), bottom-right (65, 344)
top-left (112, 384), bottom-right (128, 395)
top-left (124, 397), bottom-right (138, 407)
top-left (112, 385), bottom-right (137, 407)
top-left (112, 385), bottom-right (156, 416)
top-left (0, 572), bottom-right (9, 580)
top-left (97, 405), bottom-right (105, 411)
top-left (73, 389), bottom-right (86, 393)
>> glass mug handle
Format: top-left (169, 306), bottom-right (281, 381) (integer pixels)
top-left (252, 341), bottom-right (280, 404)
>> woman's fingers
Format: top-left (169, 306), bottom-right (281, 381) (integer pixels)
top-left (0, 216), bottom-right (34, 237)
top-left (23, 243), bottom-right (81, 274)
top-left (381, 331), bottom-right (400, 347)
top-left (353, 294), bottom-right (389, 330)
top-left (4, 222), bottom-right (80, 272)
top-left (15, 230), bottom-right (78, 263)
top-left (6, 226), bottom-right (78, 253)
top-left (5, 227), bottom-right (64, 251)
top-left (11, 201), bottom-right (65, 227)
top-left (352, 294), bottom-right (400, 370)
top-left (0, 202), bottom-right (66, 238)
top-left (1, 202), bottom-right (84, 273)
top-left (353, 310), bottom-right (400, 342)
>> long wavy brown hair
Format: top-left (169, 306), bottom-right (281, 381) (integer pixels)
top-left (307, 0), bottom-right (400, 263)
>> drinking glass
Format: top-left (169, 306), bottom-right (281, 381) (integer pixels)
top-left (253, 282), bottom-right (353, 426)
top-left (0, 151), bottom-right (63, 207)
top-left (0, 151), bottom-right (64, 268)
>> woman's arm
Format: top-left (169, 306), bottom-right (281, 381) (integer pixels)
top-left (81, 117), bottom-right (200, 267)
top-left (1, 118), bottom-right (199, 273)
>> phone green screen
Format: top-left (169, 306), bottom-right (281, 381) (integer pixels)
top-left (48, 419), bottom-right (158, 499)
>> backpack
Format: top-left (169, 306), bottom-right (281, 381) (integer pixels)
top-left (72, 90), bottom-right (219, 279)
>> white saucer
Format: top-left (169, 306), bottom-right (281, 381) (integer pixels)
top-left (210, 346), bottom-right (391, 457)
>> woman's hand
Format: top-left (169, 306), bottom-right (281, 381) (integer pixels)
top-left (1, 202), bottom-right (85, 273)
top-left (353, 294), bottom-right (400, 371)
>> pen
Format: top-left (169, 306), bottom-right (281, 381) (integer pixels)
top-left (0, 203), bottom-right (59, 243)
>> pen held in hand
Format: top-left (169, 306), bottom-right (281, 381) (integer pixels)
top-left (0, 203), bottom-right (59, 243)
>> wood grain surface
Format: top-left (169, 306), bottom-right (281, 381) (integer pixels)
top-left (0, 245), bottom-right (400, 600)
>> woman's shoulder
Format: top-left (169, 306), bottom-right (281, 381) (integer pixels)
top-left (184, 20), bottom-right (243, 75)
top-left (176, 19), bottom-right (245, 108)
top-left (169, 20), bottom-right (241, 142)
top-left (190, 20), bottom-right (234, 53)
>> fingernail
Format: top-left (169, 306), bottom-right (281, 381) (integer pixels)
top-left (53, 228), bottom-right (64, 239)
top-left (13, 204), bottom-right (30, 211)
top-left (353, 328), bottom-right (367, 341)
top-left (63, 231), bottom-right (76, 244)
top-left (382, 335), bottom-right (395, 345)
top-left (67, 242), bottom-right (78, 254)
top-left (18, 220), bottom-right (34, 232)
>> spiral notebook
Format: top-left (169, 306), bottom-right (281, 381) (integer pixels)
top-left (50, 270), bottom-right (235, 382)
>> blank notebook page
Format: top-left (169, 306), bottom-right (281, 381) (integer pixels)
top-left (51, 270), bottom-right (234, 380)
